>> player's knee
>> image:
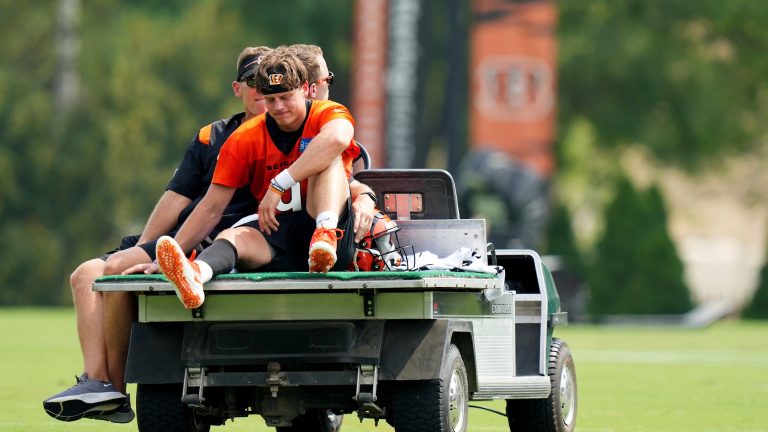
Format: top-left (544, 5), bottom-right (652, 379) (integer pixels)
top-left (215, 227), bottom-right (241, 244)
top-left (70, 264), bottom-right (85, 289)
top-left (70, 260), bottom-right (103, 292)
top-left (103, 254), bottom-right (129, 276)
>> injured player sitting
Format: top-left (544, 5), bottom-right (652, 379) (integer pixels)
top-left (126, 48), bottom-right (359, 309)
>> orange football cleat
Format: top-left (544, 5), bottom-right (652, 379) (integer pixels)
top-left (308, 227), bottom-right (344, 273)
top-left (155, 236), bottom-right (205, 309)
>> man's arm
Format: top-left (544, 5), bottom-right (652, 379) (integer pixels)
top-left (350, 179), bottom-right (375, 243)
top-left (172, 184), bottom-right (235, 254)
top-left (287, 118), bottom-right (354, 181)
top-left (137, 191), bottom-right (193, 245)
top-left (258, 118), bottom-right (354, 233)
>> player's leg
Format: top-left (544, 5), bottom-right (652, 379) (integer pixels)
top-left (102, 292), bottom-right (136, 391)
top-left (70, 259), bottom-right (109, 382)
top-left (156, 226), bottom-right (273, 309)
top-left (305, 155), bottom-right (352, 272)
top-left (102, 245), bottom-right (155, 392)
top-left (43, 244), bottom-right (140, 422)
top-left (214, 226), bottom-right (274, 270)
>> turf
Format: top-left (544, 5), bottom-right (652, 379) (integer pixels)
top-left (1, 308), bottom-right (766, 431)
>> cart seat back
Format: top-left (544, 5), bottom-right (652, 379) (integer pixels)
top-left (353, 169), bottom-right (459, 220)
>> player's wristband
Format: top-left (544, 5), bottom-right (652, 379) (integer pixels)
top-left (269, 180), bottom-right (286, 196)
top-left (270, 170), bottom-right (296, 196)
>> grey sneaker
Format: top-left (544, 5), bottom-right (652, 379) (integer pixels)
top-left (43, 373), bottom-right (126, 422)
top-left (86, 394), bottom-right (135, 423)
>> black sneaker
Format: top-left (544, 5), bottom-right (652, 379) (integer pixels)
top-left (43, 373), bottom-right (126, 422)
top-left (86, 394), bottom-right (135, 423)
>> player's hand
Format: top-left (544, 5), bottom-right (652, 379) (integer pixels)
top-left (258, 189), bottom-right (281, 235)
top-left (123, 263), bottom-right (160, 275)
top-left (353, 194), bottom-right (375, 243)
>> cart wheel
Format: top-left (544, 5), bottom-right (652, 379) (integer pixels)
top-left (136, 384), bottom-right (211, 432)
top-left (276, 409), bottom-right (341, 432)
top-left (392, 344), bottom-right (469, 432)
top-left (506, 338), bottom-right (577, 432)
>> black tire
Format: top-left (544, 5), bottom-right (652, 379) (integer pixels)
top-left (506, 338), bottom-right (577, 432)
top-left (276, 409), bottom-right (341, 432)
top-left (136, 384), bottom-right (211, 432)
top-left (392, 344), bottom-right (469, 432)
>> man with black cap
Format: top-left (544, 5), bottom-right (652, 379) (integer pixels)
top-left (138, 47), bottom-right (359, 311)
top-left (43, 46), bottom-right (273, 424)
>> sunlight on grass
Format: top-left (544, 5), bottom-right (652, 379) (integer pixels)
top-left (1, 308), bottom-right (766, 431)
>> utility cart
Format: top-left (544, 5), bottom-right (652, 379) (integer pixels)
top-left (93, 169), bottom-right (577, 432)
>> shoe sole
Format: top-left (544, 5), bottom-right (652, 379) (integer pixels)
top-left (87, 408), bottom-right (136, 424)
top-left (43, 396), bottom-right (125, 422)
top-left (156, 236), bottom-right (205, 309)
top-left (309, 241), bottom-right (337, 273)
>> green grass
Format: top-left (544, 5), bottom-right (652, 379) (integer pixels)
top-left (1, 308), bottom-right (767, 431)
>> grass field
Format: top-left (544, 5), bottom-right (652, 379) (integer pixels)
top-left (1, 308), bottom-right (767, 432)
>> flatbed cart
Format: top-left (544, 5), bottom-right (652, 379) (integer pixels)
top-left (93, 170), bottom-right (576, 432)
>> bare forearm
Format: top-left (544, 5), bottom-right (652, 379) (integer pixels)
top-left (172, 184), bottom-right (234, 254)
top-left (173, 205), bottom-right (222, 254)
top-left (138, 191), bottom-right (192, 245)
top-left (287, 120), bottom-right (354, 182)
top-left (350, 180), bottom-right (372, 201)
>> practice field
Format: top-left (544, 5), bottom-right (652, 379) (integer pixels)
top-left (1, 308), bottom-right (766, 432)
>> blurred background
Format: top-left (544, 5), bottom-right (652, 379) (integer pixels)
top-left (1, 0), bottom-right (768, 323)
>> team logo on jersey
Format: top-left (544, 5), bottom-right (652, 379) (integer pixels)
top-left (269, 74), bottom-right (283, 85)
top-left (299, 138), bottom-right (311, 153)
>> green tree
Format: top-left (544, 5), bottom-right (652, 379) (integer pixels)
top-left (558, 0), bottom-right (768, 168)
top-left (588, 176), bottom-right (691, 315)
top-left (0, 0), bottom-right (352, 305)
top-left (542, 204), bottom-right (586, 280)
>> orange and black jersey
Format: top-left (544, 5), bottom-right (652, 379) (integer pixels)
top-left (167, 112), bottom-right (258, 226)
top-left (213, 100), bottom-right (358, 213)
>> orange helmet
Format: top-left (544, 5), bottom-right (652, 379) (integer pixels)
top-left (348, 210), bottom-right (413, 271)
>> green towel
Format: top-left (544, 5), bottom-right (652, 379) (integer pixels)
top-left (96, 270), bottom-right (496, 283)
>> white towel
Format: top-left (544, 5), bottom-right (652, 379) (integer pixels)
top-left (392, 247), bottom-right (501, 275)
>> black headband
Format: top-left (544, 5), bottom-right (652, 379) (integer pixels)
top-left (260, 67), bottom-right (301, 95)
top-left (236, 55), bottom-right (263, 81)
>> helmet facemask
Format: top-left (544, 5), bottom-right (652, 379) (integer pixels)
top-left (349, 210), bottom-right (415, 271)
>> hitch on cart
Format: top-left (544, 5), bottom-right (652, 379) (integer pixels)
top-left (182, 367), bottom-right (212, 414)
top-left (266, 362), bottom-right (287, 397)
top-left (353, 364), bottom-right (385, 424)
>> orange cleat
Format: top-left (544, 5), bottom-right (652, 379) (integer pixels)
top-left (308, 227), bottom-right (344, 273)
top-left (155, 236), bottom-right (205, 309)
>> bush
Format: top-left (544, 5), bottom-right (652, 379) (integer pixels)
top-left (588, 176), bottom-right (692, 315)
top-left (543, 204), bottom-right (586, 279)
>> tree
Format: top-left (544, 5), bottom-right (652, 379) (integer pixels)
top-left (588, 176), bottom-right (691, 315)
top-left (543, 204), bottom-right (586, 280)
top-left (0, 0), bottom-right (353, 305)
top-left (558, 0), bottom-right (768, 169)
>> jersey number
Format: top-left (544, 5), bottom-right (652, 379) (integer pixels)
top-left (276, 183), bottom-right (302, 213)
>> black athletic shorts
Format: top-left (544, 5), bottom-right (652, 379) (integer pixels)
top-left (98, 226), bottom-right (222, 262)
top-left (237, 196), bottom-right (356, 273)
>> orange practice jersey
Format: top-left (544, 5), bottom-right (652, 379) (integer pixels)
top-left (212, 100), bottom-right (358, 214)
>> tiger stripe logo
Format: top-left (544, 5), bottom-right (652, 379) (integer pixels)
top-left (269, 74), bottom-right (283, 85)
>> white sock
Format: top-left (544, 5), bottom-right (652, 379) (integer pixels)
top-left (196, 260), bottom-right (213, 284)
top-left (316, 211), bottom-right (338, 229)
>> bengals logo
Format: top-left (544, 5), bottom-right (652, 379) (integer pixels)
top-left (269, 74), bottom-right (283, 85)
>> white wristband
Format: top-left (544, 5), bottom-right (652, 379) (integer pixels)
top-left (274, 170), bottom-right (297, 191)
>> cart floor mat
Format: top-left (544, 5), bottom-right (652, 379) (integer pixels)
top-left (96, 270), bottom-right (497, 283)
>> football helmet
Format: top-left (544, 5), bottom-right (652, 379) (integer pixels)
top-left (348, 210), bottom-right (414, 271)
